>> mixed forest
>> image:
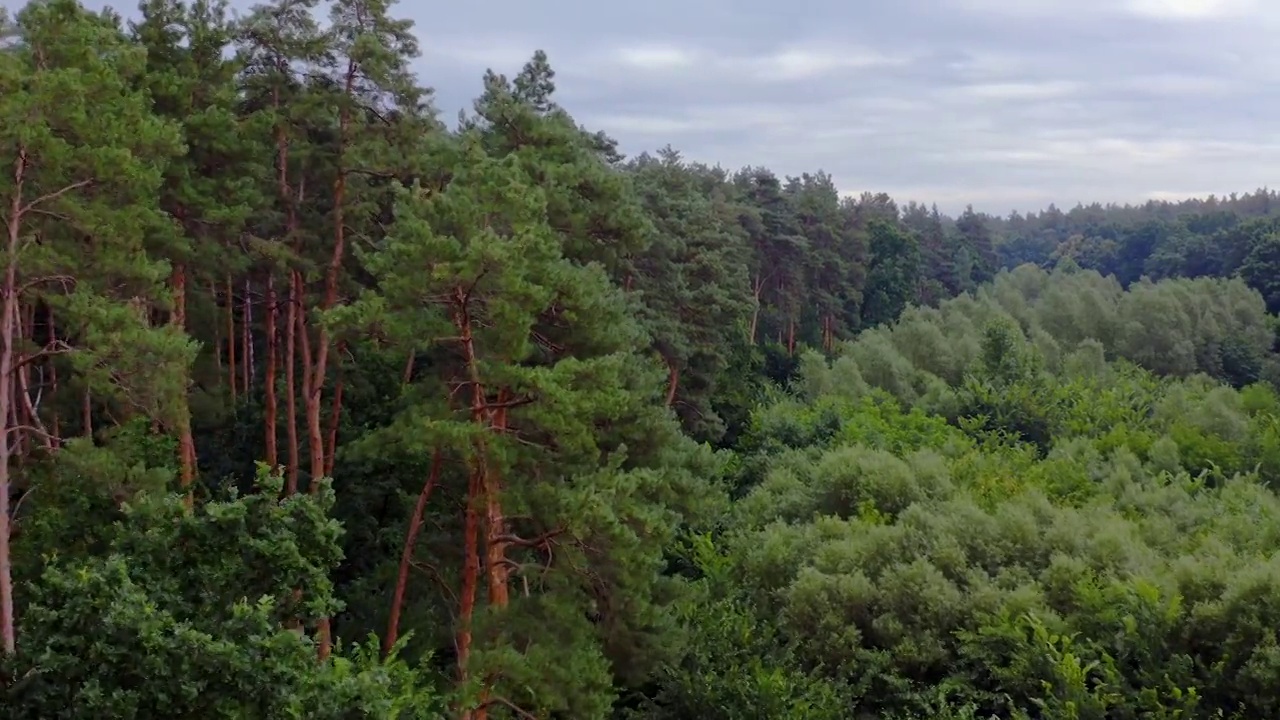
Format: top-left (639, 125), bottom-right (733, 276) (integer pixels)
top-left (6, 0), bottom-right (1280, 717)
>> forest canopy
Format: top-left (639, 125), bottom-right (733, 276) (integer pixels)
top-left (3, 0), bottom-right (1280, 718)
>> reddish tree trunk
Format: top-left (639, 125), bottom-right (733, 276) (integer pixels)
top-left (211, 280), bottom-right (222, 376)
top-left (453, 292), bottom-right (511, 610)
top-left (16, 303), bottom-right (32, 457)
top-left (264, 273), bottom-right (278, 469)
top-left (402, 352), bottom-right (414, 385)
top-left (306, 62), bottom-right (359, 663)
top-left (171, 265), bottom-right (197, 491)
top-left (81, 387), bottom-right (91, 439)
top-left (384, 448), bottom-right (442, 658)
top-left (242, 277), bottom-right (252, 394)
top-left (665, 359), bottom-right (679, 408)
top-left (749, 274), bottom-right (764, 344)
top-left (284, 271), bottom-right (300, 494)
top-left (0, 149), bottom-right (24, 655)
top-left (226, 275), bottom-right (237, 405)
top-left (485, 390), bottom-right (511, 610)
top-left (324, 375), bottom-right (343, 478)
top-left (457, 465), bottom-right (481, 720)
top-left (298, 292), bottom-right (315, 482)
top-left (48, 308), bottom-right (59, 445)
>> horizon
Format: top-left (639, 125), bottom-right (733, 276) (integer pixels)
top-left (57, 0), bottom-right (1280, 217)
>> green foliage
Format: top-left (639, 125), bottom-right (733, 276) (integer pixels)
top-left (4, 468), bottom-right (445, 718)
top-left (10, 2), bottom-right (1280, 717)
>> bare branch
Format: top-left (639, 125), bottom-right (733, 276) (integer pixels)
top-left (494, 528), bottom-right (564, 549)
top-left (6, 424), bottom-right (59, 448)
top-left (12, 340), bottom-right (74, 371)
top-left (19, 179), bottom-right (93, 216)
top-left (482, 696), bottom-right (539, 720)
top-left (17, 367), bottom-right (54, 451)
top-left (18, 274), bottom-right (75, 294)
top-left (482, 394), bottom-right (536, 411)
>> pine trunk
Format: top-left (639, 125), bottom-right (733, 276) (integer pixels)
top-left (0, 149), bottom-right (24, 655)
top-left (285, 270), bottom-right (300, 494)
top-left (457, 466), bottom-right (481, 719)
top-left (324, 375), bottom-right (343, 478)
top-left (171, 264), bottom-right (197, 491)
top-left (665, 359), bottom-right (679, 408)
top-left (264, 272), bottom-right (278, 469)
top-left (242, 277), bottom-right (252, 394)
top-left (485, 391), bottom-right (511, 609)
top-left (226, 275), bottom-right (236, 405)
top-left (384, 448), bottom-right (441, 658)
top-left (749, 273), bottom-right (764, 343)
top-left (48, 308), bottom-right (59, 445)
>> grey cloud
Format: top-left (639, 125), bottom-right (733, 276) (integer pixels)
top-left (68, 0), bottom-right (1280, 214)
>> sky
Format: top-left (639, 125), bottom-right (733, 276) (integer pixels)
top-left (64, 0), bottom-right (1280, 215)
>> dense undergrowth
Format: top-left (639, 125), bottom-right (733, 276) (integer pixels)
top-left (639, 266), bottom-right (1280, 719)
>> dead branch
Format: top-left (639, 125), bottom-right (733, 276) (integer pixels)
top-left (19, 179), bottom-right (94, 215)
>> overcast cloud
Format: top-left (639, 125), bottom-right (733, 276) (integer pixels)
top-left (68, 0), bottom-right (1280, 214)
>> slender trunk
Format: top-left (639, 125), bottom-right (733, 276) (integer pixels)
top-left (298, 292), bottom-right (316, 483)
top-left (226, 275), bottom-right (237, 405)
top-left (0, 149), bottom-right (24, 655)
top-left (665, 358), bottom-right (679, 408)
top-left (242, 277), bottom-right (252, 394)
top-left (749, 274), bottom-right (763, 344)
top-left (457, 466), bottom-right (481, 719)
top-left (17, 304), bottom-right (31, 457)
top-left (454, 292), bottom-right (510, 609)
top-left (171, 265), bottom-right (196, 492)
top-left (402, 351), bottom-right (414, 385)
top-left (264, 273), bottom-right (278, 469)
top-left (285, 271), bottom-right (300, 494)
top-left (787, 315), bottom-right (796, 355)
top-left (211, 280), bottom-right (222, 376)
top-left (81, 386), bottom-right (91, 439)
top-left (305, 65), bottom-right (358, 664)
top-left (296, 287), bottom-right (331, 659)
top-left (48, 308), bottom-right (59, 445)
top-left (270, 77), bottom-right (294, 482)
top-left (485, 389), bottom-right (510, 609)
top-left (324, 374), bottom-right (343, 478)
top-left (451, 288), bottom-right (507, 718)
top-left (306, 58), bottom-right (356, 488)
top-left (384, 448), bottom-right (442, 658)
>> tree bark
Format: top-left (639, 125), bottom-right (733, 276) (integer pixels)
top-left (324, 374), bottom-right (343, 478)
top-left (284, 270), bottom-right (300, 494)
top-left (171, 264), bottom-right (197, 492)
top-left (226, 275), bottom-right (236, 405)
top-left (749, 273), bottom-right (764, 344)
top-left (384, 448), bottom-right (441, 658)
top-left (457, 465), bottom-right (481, 720)
top-left (665, 359), bottom-right (679, 408)
top-left (0, 148), bottom-right (25, 655)
top-left (242, 277), bottom-right (252, 394)
top-left (264, 272), bottom-right (278, 470)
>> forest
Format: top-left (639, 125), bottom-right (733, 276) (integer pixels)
top-left (4, 0), bottom-right (1280, 717)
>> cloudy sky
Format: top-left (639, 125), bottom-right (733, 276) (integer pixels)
top-left (75, 0), bottom-right (1280, 214)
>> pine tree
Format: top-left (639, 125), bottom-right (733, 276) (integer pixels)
top-left (626, 147), bottom-right (753, 441)
top-left (131, 0), bottom-right (264, 491)
top-left (339, 127), bottom-right (722, 718)
top-left (0, 0), bottom-right (190, 655)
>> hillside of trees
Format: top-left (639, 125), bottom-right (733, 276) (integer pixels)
top-left (6, 0), bottom-right (1280, 718)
